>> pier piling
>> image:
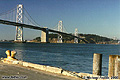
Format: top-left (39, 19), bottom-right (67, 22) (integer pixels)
top-left (108, 55), bottom-right (120, 78)
top-left (93, 53), bottom-right (102, 76)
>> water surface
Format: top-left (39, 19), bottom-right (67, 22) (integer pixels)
top-left (0, 42), bottom-right (120, 76)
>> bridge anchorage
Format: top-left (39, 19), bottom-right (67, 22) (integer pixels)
top-left (41, 27), bottom-right (49, 43)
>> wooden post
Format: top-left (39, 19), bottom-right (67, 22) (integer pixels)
top-left (108, 55), bottom-right (120, 78)
top-left (93, 53), bottom-right (102, 75)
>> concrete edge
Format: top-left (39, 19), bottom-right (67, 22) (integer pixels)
top-left (21, 61), bottom-right (81, 78)
top-left (2, 59), bottom-right (118, 80)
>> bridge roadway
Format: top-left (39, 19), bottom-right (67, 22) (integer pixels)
top-left (0, 19), bottom-right (88, 43)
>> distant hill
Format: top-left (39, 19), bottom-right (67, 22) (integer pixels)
top-left (79, 34), bottom-right (112, 43)
top-left (33, 33), bottom-right (118, 44)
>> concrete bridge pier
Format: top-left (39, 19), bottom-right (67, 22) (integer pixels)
top-left (41, 27), bottom-right (49, 43)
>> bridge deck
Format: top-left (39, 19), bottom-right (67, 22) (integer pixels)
top-left (0, 19), bottom-right (88, 43)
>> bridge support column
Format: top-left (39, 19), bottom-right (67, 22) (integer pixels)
top-left (57, 21), bottom-right (63, 43)
top-left (74, 28), bottom-right (78, 43)
top-left (41, 27), bottom-right (49, 43)
top-left (15, 4), bottom-right (24, 42)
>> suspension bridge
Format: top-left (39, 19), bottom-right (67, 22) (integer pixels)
top-left (0, 4), bottom-right (88, 43)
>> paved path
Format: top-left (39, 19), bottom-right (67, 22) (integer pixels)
top-left (0, 62), bottom-right (84, 80)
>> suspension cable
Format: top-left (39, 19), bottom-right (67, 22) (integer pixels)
top-left (23, 7), bottom-right (41, 27)
top-left (0, 7), bottom-right (16, 17)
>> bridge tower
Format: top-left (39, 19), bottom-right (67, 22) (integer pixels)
top-left (74, 28), bottom-right (78, 43)
top-left (15, 4), bottom-right (23, 41)
top-left (57, 21), bottom-right (63, 43)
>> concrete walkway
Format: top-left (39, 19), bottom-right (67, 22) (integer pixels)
top-left (0, 62), bottom-right (84, 80)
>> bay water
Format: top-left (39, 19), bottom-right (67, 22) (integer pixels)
top-left (0, 42), bottom-right (120, 76)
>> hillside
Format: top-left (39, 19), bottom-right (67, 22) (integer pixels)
top-left (33, 33), bottom-right (118, 44)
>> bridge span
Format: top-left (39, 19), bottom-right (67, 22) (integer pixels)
top-left (0, 19), bottom-right (88, 43)
top-left (0, 4), bottom-right (89, 43)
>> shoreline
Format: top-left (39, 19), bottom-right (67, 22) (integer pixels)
top-left (0, 59), bottom-right (119, 80)
top-left (0, 59), bottom-right (110, 80)
top-left (0, 59), bottom-right (87, 79)
top-left (0, 41), bottom-right (120, 45)
top-left (0, 61), bottom-right (81, 80)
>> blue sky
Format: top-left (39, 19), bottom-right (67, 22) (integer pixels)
top-left (0, 0), bottom-right (120, 40)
